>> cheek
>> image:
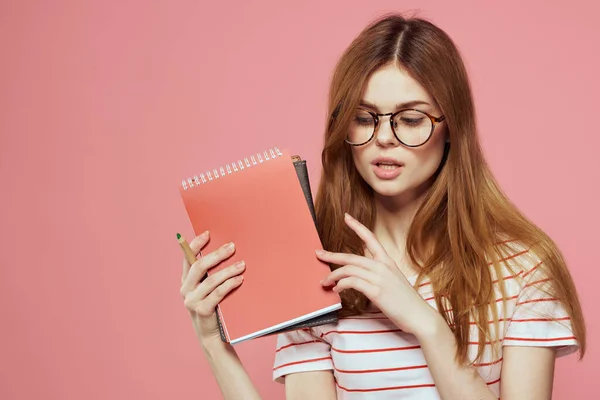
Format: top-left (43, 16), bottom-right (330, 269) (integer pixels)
top-left (349, 148), bottom-right (373, 183)
top-left (351, 147), bottom-right (368, 169)
top-left (405, 136), bottom-right (447, 177)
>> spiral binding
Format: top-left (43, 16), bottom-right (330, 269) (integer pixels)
top-left (181, 147), bottom-right (283, 190)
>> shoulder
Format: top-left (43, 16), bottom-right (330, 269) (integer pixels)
top-left (489, 238), bottom-right (547, 284)
top-left (272, 324), bottom-right (336, 384)
top-left (492, 239), bottom-right (580, 357)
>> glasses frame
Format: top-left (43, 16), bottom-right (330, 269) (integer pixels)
top-left (345, 107), bottom-right (446, 147)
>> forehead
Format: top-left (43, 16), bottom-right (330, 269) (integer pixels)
top-left (362, 64), bottom-right (434, 109)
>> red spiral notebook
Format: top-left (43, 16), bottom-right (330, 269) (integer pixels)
top-left (179, 147), bottom-right (341, 345)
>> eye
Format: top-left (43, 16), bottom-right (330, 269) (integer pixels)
top-left (353, 110), bottom-right (375, 126)
top-left (401, 117), bottom-right (424, 126)
top-left (394, 111), bottom-right (429, 129)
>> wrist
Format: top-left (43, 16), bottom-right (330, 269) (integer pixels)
top-left (200, 336), bottom-right (231, 357)
top-left (413, 310), bottom-right (450, 343)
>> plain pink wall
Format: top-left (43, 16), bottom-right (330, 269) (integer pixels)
top-left (1, 1), bottom-right (598, 399)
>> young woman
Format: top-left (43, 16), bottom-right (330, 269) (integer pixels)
top-left (179, 13), bottom-right (586, 399)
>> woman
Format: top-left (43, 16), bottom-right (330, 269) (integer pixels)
top-left (179, 13), bottom-right (586, 399)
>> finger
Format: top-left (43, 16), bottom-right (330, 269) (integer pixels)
top-left (189, 231), bottom-right (210, 253)
top-left (181, 241), bottom-right (236, 296)
top-left (333, 276), bottom-right (377, 298)
top-left (321, 265), bottom-right (379, 287)
top-left (185, 260), bottom-right (245, 304)
top-left (193, 275), bottom-right (245, 317)
top-left (343, 213), bottom-right (389, 262)
top-left (182, 231), bottom-right (209, 282)
top-left (316, 249), bottom-right (381, 271)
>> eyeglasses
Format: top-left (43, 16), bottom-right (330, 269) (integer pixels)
top-left (345, 108), bottom-right (446, 147)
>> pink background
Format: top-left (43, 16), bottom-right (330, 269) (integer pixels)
top-left (1, 1), bottom-right (598, 399)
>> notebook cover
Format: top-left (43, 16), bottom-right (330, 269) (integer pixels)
top-left (212, 158), bottom-right (338, 342)
top-left (179, 148), bottom-right (341, 344)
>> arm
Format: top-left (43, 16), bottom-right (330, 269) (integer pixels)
top-left (317, 214), bottom-right (498, 399)
top-left (419, 252), bottom-right (574, 400)
top-left (285, 371), bottom-right (338, 400)
top-left (418, 318), bottom-right (557, 400)
top-left (201, 338), bottom-right (263, 400)
top-left (500, 346), bottom-right (556, 399)
top-left (316, 216), bottom-right (576, 400)
top-left (179, 233), bottom-right (263, 399)
top-left (180, 232), bottom-right (338, 399)
top-left (416, 317), bottom-right (498, 400)
top-left (202, 337), bottom-right (337, 400)
top-left (194, 293), bottom-right (337, 400)
top-left (272, 327), bottom-right (338, 399)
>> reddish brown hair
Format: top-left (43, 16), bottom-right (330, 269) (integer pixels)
top-left (314, 13), bottom-right (586, 364)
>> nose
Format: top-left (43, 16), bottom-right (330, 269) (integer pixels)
top-left (374, 114), bottom-right (399, 147)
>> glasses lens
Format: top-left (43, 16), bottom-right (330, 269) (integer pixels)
top-left (347, 109), bottom-right (375, 145)
top-left (392, 110), bottom-right (433, 146)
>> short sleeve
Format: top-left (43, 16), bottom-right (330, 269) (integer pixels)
top-left (503, 259), bottom-right (579, 357)
top-left (272, 327), bottom-right (334, 383)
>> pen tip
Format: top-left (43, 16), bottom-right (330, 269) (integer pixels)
top-left (176, 232), bottom-right (181, 240)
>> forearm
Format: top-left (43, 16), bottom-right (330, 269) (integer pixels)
top-left (201, 338), bottom-right (263, 400)
top-left (416, 317), bottom-right (497, 400)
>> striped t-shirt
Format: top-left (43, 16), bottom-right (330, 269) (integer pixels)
top-left (272, 244), bottom-right (579, 399)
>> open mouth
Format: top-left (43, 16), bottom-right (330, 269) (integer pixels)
top-left (372, 158), bottom-right (404, 179)
top-left (375, 162), bottom-right (401, 169)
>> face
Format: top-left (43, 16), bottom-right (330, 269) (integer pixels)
top-left (350, 63), bottom-right (447, 203)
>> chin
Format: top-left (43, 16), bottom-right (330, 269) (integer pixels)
top-left (367, 179), bottom-right (413, 198)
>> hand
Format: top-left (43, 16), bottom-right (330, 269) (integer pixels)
top-left (317, 213), bottom-right (441, 337)
top-left (180, 231), bottom-right (245, 345)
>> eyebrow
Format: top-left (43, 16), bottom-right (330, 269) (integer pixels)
top-left (359, 100), bottom-right (431, 111)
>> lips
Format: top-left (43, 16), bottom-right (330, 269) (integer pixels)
top-left (371, 157), bottom-right (404, 167)
top-left (370, 157), bottom-right (404, 179)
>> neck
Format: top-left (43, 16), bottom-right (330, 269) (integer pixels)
top-left (371, 181), bottom-right (432, 265)
top-left (373, 195), bottom-right (421, 249)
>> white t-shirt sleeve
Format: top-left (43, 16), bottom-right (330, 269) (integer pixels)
top-left (503, 259), bottom-right (579, 358)
top-left (272, 327), bottom-right (334, 383)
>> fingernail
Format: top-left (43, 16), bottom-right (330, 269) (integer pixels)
top-left (315, 249), bottom-right (325, 256)
top-left (225, 242), bottom-right (235, 251)
top-left (332, 285), bottom-right (340, 292)
top-left (344, 213), bottom-right (353, 220)
top-left (236, 261), bottom-right (245, 269)
top-left (201, 230), bottom-right (209, 238)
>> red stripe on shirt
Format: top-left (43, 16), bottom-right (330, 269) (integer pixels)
top-left (336, 381), bottom-right (436, 392)
top-left (516, 297), bottom-right (558, 306)
top-left (469, 340), bottom-right (501, 345)
top-left (524, 277), bottom-right (552, 288)
top-left (511, 317), bottom-right (570, 323)
top-left (335, 364), bottom-right (428, 374)
top-left (335, 377), bottom-right (501, 392)
top-left (504, 336), bottom-right (576, 342)
top-left (492, 270), bottom-right (524, 283)
top-left (463, 316), bottom-right (571, 326)
top-left (489, 249), bottom-right (529, 265)
top-left (496, 295), bottom-right (519, 303)
top-left (273, 356), bottom-right (332, 371)
top-left (275, 340), bottom-right (325, 353)
top-left (473, 358), bottom-right (503, 367)
top-left (522, 261), bottom-right (543, 278)
top-left (321, 328), bottom-right (403, 337)
top-left (331, 345), bottom-right (421, 354)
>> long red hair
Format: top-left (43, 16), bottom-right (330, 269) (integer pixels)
top-left (314, 13), bottom-right (586, 364)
